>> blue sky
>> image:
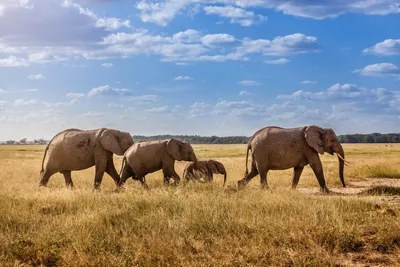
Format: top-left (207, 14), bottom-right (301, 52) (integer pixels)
top-left (0, 0), bottom-right (400, 140)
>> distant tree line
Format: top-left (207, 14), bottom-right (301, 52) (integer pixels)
top-left (2, 133), bottom-right (400, 145)
top-left (132, 135), bottom-right (251, 144)
top-left (338, 133), bottom-right (400, 143)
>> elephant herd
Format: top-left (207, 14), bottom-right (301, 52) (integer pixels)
top-left (39, 125), bottom-right (348, 193)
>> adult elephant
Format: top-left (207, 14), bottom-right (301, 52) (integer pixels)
top-left (39, 128), bottom-right (134, 190)
top-left (182, 160), bottom-right (227, 186)
top-left (118, 138), bottom-right (198, 188)
top-left (237, 125), bottom-right (347, 192)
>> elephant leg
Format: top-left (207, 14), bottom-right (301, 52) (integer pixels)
top-left (259, 169), bottom-right (269, 189)
top-left (163, 174), bottom-right (170, 186)
top-left (105, 159), bottom-right (120, 186)
top-left (309, 159), bottom-right (329, 193)
top-left (206, 170), bottom-right (213, 182)
top-left (171, 171), bottom-right (181, 186)
top-left (140, 176), bottom-right (149, 189)
top-left (93, 159), bottom-right (107, 190)
top-left (237, 161), bottom-right (259, 188)
top-left (291, 167), bottom-right (304, 189)
top-left (61, 171), bottom-right (74, 189)
top-left (39, 169), bottom-right (57, 187)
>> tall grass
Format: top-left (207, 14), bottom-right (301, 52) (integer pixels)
top-left (0, 144), bottom-right (399, 266)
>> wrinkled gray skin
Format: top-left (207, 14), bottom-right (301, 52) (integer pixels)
top-left (182, 160), bottom-right (227, 186)
top-left (39, 128), bottom-right (134, 190)
top-left (118, 138), bottom-right (198, 189)
top-left (237, 125), bottom-right (346, 193)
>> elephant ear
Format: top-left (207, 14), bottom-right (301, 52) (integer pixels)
top-left (304, 125), bottom-right (325, 155)
top-left (166, 138), bottom-right (182, 161)
top-left (99, 129), bottom-right (124, 156)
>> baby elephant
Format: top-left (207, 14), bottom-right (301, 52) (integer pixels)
top-left (118, 138), bottom-right (198, 188)
top-left (183, 159), bottom-right (227, 186)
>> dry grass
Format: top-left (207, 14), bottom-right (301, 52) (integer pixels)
top-left (0, 144), bottom-right (399, 266)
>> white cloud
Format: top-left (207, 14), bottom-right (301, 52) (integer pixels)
top-left (28, 52), bottom-right (67, 63)
top-left (101, 62), bottom-right (113, 68)
top-left (203, 5), bottom-right (267, 26)
top-left (239, 80), bottom-right (261, 86)
top-left (363, 39), bottom-right (400, 56)
top-left (200, 34), bottom-right (237, 47)
top-left (239, 90), bottom-right (252, 96)
top-left (353, 63), bottom-right (400, 76)
top-left (135, 1), bottom-right (400, 26)
top-left (66, 93), bottom-right (85, 99)
top-left (107, 103), bottom-right (124, 108)
top-left (172, 29), bottom-right (201, 43)
top-left (136, 0), bottom-right (188, 26)
top-left (95, 18), bottom-right (131, 31)
top-left (0, 56), bottom-right (29, 67)
top-left (147, 106), bottom-right (170, 113)
top-left (0, 2), bottom-right (319, 66)
top-left (125, 95), bottom-right (160, 103)
top-left (300, 80), bottom-right (317, 84)
top-left (89, 29), bottom-right (318, 62)
top-left (238, 33), bottom-right (320, 56)
top-left (0, 1), bottom-right (105, 48)
top-left (264, 58), bottom-right (290, 65)
top-left (28, 73), bottom-right (46, 80)
top-left (174, 75), bottom-right (193, 80)
top-left (276, 83), bottom-right (400, 112)
top-left (190, 102), bottom-right (210, 109)
top-left (88, 85), bottom-right (130, 97)
top-left (0, 88), bottom-right (38, 94)
top-left (80, 111), bottom-right (104, 118)
top-left (0, 0), bottom-right (131, 65)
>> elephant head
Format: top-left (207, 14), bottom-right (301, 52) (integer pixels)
top-left (99, 129), bottom-right (134, 156)
top-left (305, 125), bottom-right (346, 187)
top-left (167, 138), bottom-right (198, 164)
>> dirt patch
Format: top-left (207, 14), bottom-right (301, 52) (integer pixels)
top-left (299, 178), bottom-right (400, 202)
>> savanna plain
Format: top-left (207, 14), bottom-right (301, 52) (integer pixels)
top-left (0, 144), bottom-right (400, 267)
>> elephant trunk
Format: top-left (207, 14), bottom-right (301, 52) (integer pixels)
top-left (336, 144), bottom-right (346, 188)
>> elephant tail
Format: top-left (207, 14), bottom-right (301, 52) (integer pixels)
top-left (119, 156), bottom-right (126, 177)
top-left (244, 143), bottom-right (251, 176)
top-left (40, 144), bottom-right (50, 177)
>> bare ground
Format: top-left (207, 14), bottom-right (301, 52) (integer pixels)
top-left (299, 178), bottom-right (400, 200)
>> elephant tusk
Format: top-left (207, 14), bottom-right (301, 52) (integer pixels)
top-left (336, 153), bottom-right (351, 166)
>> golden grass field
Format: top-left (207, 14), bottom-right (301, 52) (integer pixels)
top-left (0, 144), bottom-right (400, 266)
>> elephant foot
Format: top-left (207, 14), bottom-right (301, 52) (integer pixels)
top-left (319, 186), bottom-right (330, 194)
top-left (260, 185), bottom-right (269, 190)
top-left (92, 186), bottom-right (102, 192)
top-left (115, 186), bottom-right (126, 193)
top-left (237, 179), bottom-right (247, 189)
top-left (171, 181), bottom-right (180, 187)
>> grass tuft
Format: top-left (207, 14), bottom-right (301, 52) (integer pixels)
top-left (354, 163), bottom-right (400, 179)
top-left (360, 186), bottom-right (400, 196)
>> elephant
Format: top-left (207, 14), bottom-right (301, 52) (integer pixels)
top-left (182, 160), bottom-right (227, 186)
top-left (39, 128), bottom-right (134, 190)
top-left (118, 138), bottom-right (198, 189)
top-left (237, 125), bottom-right (348, 192)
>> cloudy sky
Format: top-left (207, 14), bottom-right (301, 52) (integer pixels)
top-left (0, 0), bottom-right (399, 140)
